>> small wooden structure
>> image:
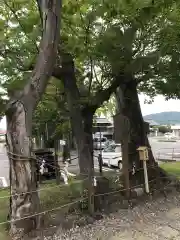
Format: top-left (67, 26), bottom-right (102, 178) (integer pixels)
top-left (137, 146), bottom-right (149, 161)
top-left (137, 146), bottom-right (149, 193)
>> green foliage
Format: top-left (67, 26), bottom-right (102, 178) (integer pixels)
top-left (32, 78), bottom-right (70, 139)
top-left (1, 0), bottom-right (180, 125)
top-left (96, 95), bottom-right (116, 117)
top-left (158, 126), bottom-right (171, 134)
top-left (0, 0), bottom-right (39, 98)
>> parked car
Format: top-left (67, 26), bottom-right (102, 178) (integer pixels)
top-left (102, 144), bottom-right (122, 169)
top-left (164, 133), bottom-right (176, 140)
top-left (93, 137), bottom-right (107, 150)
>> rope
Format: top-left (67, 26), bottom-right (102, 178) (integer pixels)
top-left (0, 197), bottom-right (87, 225)
top-left (0, 177), bottom-right (88, 200)
top-left (0, 177), bottom-right (175, 226)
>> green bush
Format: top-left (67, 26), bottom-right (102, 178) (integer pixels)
top-left (158, 126), bottom-right (171, 133)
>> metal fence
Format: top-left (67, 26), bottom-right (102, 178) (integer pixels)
top-left (155, 148), bottom-right (180, 162)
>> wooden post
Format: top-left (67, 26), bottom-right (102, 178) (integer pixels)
top-left (143, 160), bottom-right (149, 193)
top-left (137, 146), bottom-right (149, 194)
top-left (46, 122), bottom-right (49, 142)
top-left (38, 162), bottom-right (42, 184)
top-left (54, 139), bottom-right (60, 185)
top-left (122, 137), bottom-right (130, 198)
top-left (88, 167), bottom-right (94, 215)
top-left (87, 147), bottom-right (94, 215)
top-left (98, 153), bottom-right (103, 175)
top-left (100, 128), bottom-right (102, 155)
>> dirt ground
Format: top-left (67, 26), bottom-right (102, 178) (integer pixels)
top-left (41, 189), bottom-right (180, 240)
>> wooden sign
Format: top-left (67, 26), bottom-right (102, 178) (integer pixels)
top-left (113, 113), bottom-right (130, 143)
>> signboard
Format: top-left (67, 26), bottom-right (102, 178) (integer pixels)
top-left (113, 113), bottom-right (130, 143)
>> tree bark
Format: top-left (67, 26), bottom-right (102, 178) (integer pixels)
top-left (115, 80), bottom-right (157, 184)
top-left (6, 0), bottom-right (62, 237)
top-left (60, 53), bottom-right (93, 175)
top-left (82, 108), bottom-right (94, 171)
top-left (6, 101), bottom-right (40, 237)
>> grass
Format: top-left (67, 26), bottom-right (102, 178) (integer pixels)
top-left (0, 163), bottom-right (180, 238)
top-left (160, 162), bottom-right (180, 177)
top-left (0, 178), bottom-right (85, 239)
top-left (0, 188), bottom-right (10, 239)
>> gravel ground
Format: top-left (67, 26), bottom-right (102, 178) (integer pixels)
top-left (39, 190), bottom-right (180, 240)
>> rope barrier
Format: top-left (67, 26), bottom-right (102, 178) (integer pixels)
top-left (0, 197), bottom-right (87, 226)
top-left (0, 150), bottom-right (178, 201)
top-left (0, 177), bottom-right (88, 200)
top-left (94, 176), bottom-right (172, 197)
top-left (0, 155), bottom-right (176, 201)
top-left (0, 176), bottom-right (176, 226)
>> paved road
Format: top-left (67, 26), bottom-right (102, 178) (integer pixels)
top-left (149, 138), bottom-right (180, 161)
top-left (1, 138), bottom-right (180, 186)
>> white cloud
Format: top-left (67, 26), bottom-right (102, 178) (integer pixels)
top-left (139, 94), bottom-right (180, 116)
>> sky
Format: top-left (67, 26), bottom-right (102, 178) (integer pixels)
top-left (139, 94), bottom-right (180, 116)
top-left (0, 94), bottom-right (180, 130)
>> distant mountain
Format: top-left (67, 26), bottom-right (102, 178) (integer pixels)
top-left (143, 111), bottom-right (180, 125)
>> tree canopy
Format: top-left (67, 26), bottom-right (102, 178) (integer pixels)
top-left (1, 0), bottom-right (180, 131)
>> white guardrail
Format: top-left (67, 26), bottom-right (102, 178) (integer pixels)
top-left (156, 148), bottom-right (180, 162)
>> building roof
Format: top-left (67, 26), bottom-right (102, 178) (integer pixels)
top-left (94, 117), bottom-right (112, 125)
top-left (144, 119), bottom-right (159, 126)
top-left (171, 125), bottom-right (180, 130)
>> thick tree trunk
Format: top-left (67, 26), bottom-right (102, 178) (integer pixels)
top-left (6, 101), bottom-right (40, 237)
top-left (115, 80), bottom-right (158, 184)
top-left (61, 53), bottom-right (93, 175)
top-left (82, 109), bottom-right (94, 171)
top-left (5, 0), bottom-right (62, 237)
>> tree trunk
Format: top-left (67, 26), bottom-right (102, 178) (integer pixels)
top-left (5, 0), bottom-right (62, 237)
top-left (82, 109), bottom-right (94, 171)
top-left (115, 80), bottom-right (158, 185)
top-left (61, 53), bottom-right (93, 175)
top-left (6, 101), bottom-right (40, 237)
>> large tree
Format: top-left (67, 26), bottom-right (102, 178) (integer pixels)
top-left (1, 0), bottom-right (62, 237)
top-left (51, 0), bottom-right (171, 176)
top-left (1, 0), bottom-right (180, 180)
top-left (88, 0), bottom-right (178, 178)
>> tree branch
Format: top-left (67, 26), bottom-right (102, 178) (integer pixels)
top-left (36, 0), bottom-right (43, 25)
top-left (81, 73), bottom-right (134, 116)
top-left (89, 76), bottom-right (121, 109)
top-left (23, 0), bottom-right (62, 109)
